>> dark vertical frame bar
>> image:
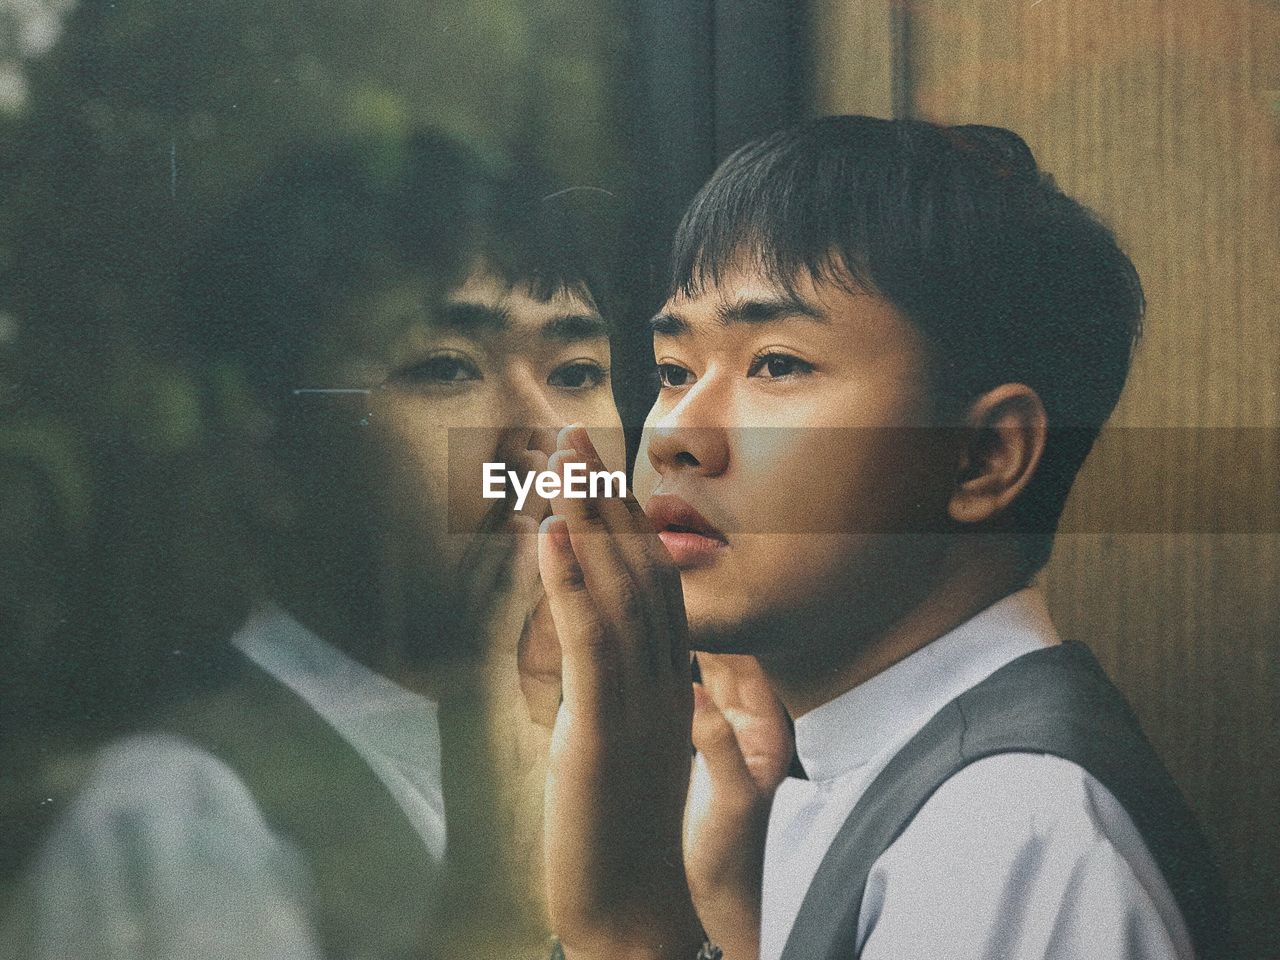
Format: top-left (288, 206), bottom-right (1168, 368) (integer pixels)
top-left (613, 0), bottom-right (716, 438)
top-left (622, 0), bottom-right (812, 290)
top-left (623, 0), bottom-right (716, 282)
top-left (711, 0), bottom-right (812, 160)
top-left (616, 0), bottom-right (811, 438)
top-left (711, 0), bottom-right (808, 160)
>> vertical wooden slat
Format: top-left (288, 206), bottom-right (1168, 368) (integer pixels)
top-left (810, 0), bottom-right (895, 117)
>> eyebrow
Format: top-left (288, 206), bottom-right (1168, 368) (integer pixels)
top-left (441, 301), bottom-right (610, 342)
top-left (441, 301), bottom-right (509, 333)
top-left (649, 292), bottom-right (826, 336)
top-left (542, 312), bottom-right (611, 342)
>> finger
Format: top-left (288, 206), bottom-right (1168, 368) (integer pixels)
top-left (696, 654), bottom-right (792, 790)
top-left (547, 444), bottom-right (666, 675)
top-left (610, 479), bottom-right (691, 678)
top-left (512, 447), bottom-right (552, 524)
top-left (459, 511), bottom-right (542, 636)
top-left (456, 494), bottom-right (511, 574)
top-left (458, 533), bottom-right (517, 626)
top-left (691, 683), bottom-right (757, 799)
top-left (537, 513), bottom-right (616, 716)
top-left (558, 428), bottom-right (689, 677)
top-left (705, 653), bottom-right (791, 743)
top-left (661, 563), bottom-right (691, 676)
top-left (518, 595), bottom-right (563, 728)
top-left (554, 426), bottom-right (690, 677)
top-left (504, 512), bottom-right (544, 613)
top-left (696, 653), bottom-right (750, 712)
top-left (552, 427), bottom-right (686, 655)
top-left (564, 426), bottom-right (670, 569)
top-left (734, 658), bottom-right (790, 722)
top-left (555, 428), bottom-right (662, 588)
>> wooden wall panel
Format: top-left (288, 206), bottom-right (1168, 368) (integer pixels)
top-left (815, 1), bottom-right (1279, 954)
top-left (810, 0), bottom-right (895, 117)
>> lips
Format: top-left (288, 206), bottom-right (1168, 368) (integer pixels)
top-left (644, 494), bottom-right (728, 568)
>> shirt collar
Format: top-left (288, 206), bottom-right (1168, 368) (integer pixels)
top-left (229, 603), bottom-right (442, 783)
top-left (793, 587), bottom-right (1059, 783)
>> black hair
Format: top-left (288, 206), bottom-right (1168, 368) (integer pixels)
top-left (671, 115), bottom-right (1144, 570)
top-left (177, 131), bottom-right (613, 395)
top-left (475, 170), bottom-right (620, 317)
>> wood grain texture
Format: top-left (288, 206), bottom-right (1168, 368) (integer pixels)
top-left (814, 1), bottom-right (1279, 953)
top-left (810, 0), bottom-right (895, 117)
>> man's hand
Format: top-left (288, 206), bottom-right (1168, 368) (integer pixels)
top-left (455, 447), bottom-right (551, 660)
top-left (538, 425), bottom-right (705, 960)
top-left (684, 655), bottom-right (793, 960)
top-left (517, 593), bottom-right (563, 727)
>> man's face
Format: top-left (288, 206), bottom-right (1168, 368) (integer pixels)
top-left (292, 261), bottom-right (625, 659)
top-left (632, 261), bottom-right (956, 658)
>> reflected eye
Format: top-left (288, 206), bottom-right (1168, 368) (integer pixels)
top-left (394, 353), bottom-right (482, 386)
top-left (748, 352), bottom-right (814, 380)
top-left (656, 362), bottom-right (694, 389)
top-left (548, 361), bottom-right (608, 391)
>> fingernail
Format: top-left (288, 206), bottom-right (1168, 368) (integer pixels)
top-left (540, 514), bottom-right (570, 549)
top-left (546, 448), bottom-right (573, 478)
top-left (564, 424), bottom-right (597, 459)
top-left (556, 423), bottom-right (581, 451)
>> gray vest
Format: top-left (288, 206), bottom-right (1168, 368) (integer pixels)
top-left (778, 642), bottom-right (1231, 960)
top-left (169, 656), bottom-right (440, 960)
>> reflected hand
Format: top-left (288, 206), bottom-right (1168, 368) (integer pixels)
top-left (456, 448), bottom-right (552, 657)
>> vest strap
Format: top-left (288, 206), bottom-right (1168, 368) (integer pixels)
top-left (778, 642), bottom-right (1230, 960)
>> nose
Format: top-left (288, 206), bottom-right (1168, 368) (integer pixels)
top-left (644, 382), bottom-right (730, 479)
top-left (497, 366), bottom-right (560, 462)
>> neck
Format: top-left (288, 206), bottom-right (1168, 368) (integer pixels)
top-left (760, 548), bottom-right (1032, 718)
top-left (266, 564), bottom-right (468, 701)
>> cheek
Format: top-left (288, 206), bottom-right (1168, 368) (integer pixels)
top-left (632, 427), bottom-right (660, 506)
top-left (740, 424), bottom-right (948, 535)
top-left (679, 534), bottom-right (856, 649)
top-left (373, 408), bottom-right (479, 570)
top-left (722, 428), bottom-right (859, 535)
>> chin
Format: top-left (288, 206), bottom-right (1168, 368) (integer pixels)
top-left (685, 601), bottom-right (776, 656)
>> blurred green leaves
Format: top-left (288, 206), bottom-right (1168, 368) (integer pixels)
top-left (0, 0), bottom-right (633, 735)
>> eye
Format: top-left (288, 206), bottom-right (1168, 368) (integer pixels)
top-left (393, 353), bottom-right (482, 386)
top-left (548, 360), bottom-right (609, 391)
top-left (656, 362), bottom-right (694, 389)
top-left (748, 352), bottom-right (814, 380)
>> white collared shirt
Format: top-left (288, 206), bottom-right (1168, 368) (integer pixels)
top-left (1, 606), bottom-right (446, 960)
top-left (760, 588), bottom-right (1195, 960)
top-left (232, 605), bottom-right (447, 863)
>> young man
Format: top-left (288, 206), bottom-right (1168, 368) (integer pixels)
top-left (0, 132), bottom-right (626, 959)
top-left (530, 116), bottom-right (1228, 960)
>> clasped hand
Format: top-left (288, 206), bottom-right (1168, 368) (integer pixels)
top-left (523, 425), bottom-right (792, 960)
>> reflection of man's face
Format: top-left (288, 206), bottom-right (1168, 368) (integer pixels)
top-left (632, 261), bottom-right (955, 659)
top-left (292, 260), bottom-right (625, 661)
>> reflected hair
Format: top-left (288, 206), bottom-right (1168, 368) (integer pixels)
top-left (177, 131), bottom-right (614, 393)
top-left (478, 169), bottom-right (618, 315)
top-left (177, 130), bottom-right (484, 391)
top-left (671, 115), bottom-right (1144, 570)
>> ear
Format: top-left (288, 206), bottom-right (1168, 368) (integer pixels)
top-left (948, 383), bottom-right (1047, 526)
